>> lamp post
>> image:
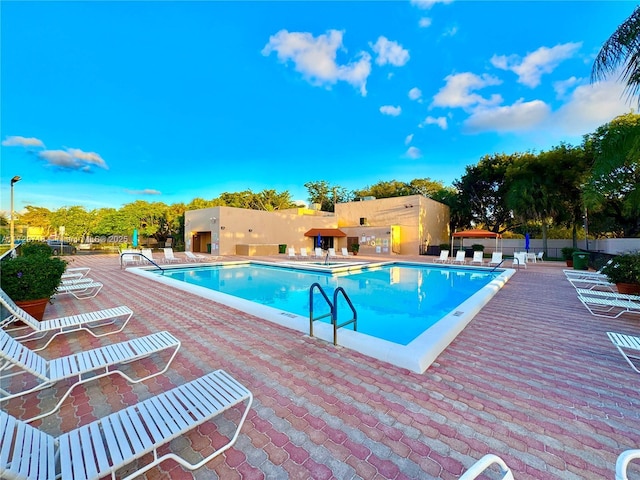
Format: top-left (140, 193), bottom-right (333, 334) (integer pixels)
top-left (10, 176), bottom-right (21, 250)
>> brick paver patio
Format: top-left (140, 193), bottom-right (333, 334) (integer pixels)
top-left (3, 253), bottom-right (639, 479)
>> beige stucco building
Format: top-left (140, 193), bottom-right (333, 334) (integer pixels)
top-left (184, 194), bottom-right (450, 257)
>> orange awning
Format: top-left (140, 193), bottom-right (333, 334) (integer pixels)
top-left (304, 228), bottom-right (347, 237)
top-left (453, 229), bottom-right (502, 238)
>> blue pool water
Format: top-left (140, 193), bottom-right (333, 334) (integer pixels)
top-left (155, 263), bottom-right (499, 345)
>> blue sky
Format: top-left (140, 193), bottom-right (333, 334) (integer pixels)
top-left (1, 1), bottom-right (635, 214)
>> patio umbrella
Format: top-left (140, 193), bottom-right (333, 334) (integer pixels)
top-left (317, 233), bottom-right (322, 249)
top-left (132, 229), bottom-right (138, 248)
top-left (525, 232), bottom-right (530, 252)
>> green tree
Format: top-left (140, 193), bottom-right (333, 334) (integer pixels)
top-left (592, 6), bottom-right (640, 106)
top-left (583, 113), bottom-right (640, 236)
top-left (304, 181), bottom-right (349, 212)
top-left (353, 180), bottom-right (413, 199)
top-left (454, 153), bottom-right (518, 233)
top-left (18, 206), bottom-right (54, 238)
top-left (49, 206), bottom-right (97, 241)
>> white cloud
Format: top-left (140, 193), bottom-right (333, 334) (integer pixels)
top-left (370, 36), bottom-right (410, 67)
top-left (380, 105), bottom-right (402, 116)
top-left (411, 0), bottom-right (453, 10)
top-left (491, 42), bottom-right (582, 88)
top-left (421, 116), bottom-right (448, 129)
top-left (551, 79), bottom-right (631, 135)
top-left (2, 135), bottom-right (45, 148)
top-left (405, 134), bottom-right (414, 145)
top-left (405, 146), bottom-right (422, 159)
top-left (443, 26), bottom-right (458, 37)
top-left (38, 147), bottom-right (108, 172)
top-left (262, 29), bottom-right (372, 96)
top-left (432, 72), bottom-right (503, 109)
top-left (408, 87), bottom-right (423, 101)
top-left (464, 99), bottom-right (551, 133)
top-left (553, 76), bottom-right (580, 98)
top-left (125, 189), bottom-right (162, 195)
top-left (419, 17), bottom-right (432, 28)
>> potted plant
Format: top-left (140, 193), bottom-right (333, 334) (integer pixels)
top-left (561, 247), bottom-right (578, 267)
top-left (599, 251), bottom-right (640, 295)
top-left (350, 243), bottom-right (360, 256)
top-left (1, 242), bottom-right (67, 320)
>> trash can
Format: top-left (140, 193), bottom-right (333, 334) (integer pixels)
top-left (279, 244), bottom-right (287, 254)
top-left (207, 243), bottom-right (212, 253)
top-left (573, 251), bottom-right (589, 270)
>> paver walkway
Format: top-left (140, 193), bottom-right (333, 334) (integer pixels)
top-left (3, 253), bottom-right (639, 479)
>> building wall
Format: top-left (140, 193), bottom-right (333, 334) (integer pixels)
top-left (185, 206), bottom-right (336, 256)
top-left (335, 195), bottom-right (450, 255)
top-left (184, 195), bottom-right (450, 256)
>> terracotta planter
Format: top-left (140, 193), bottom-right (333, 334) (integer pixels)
top-left (616, 283), bottom-right (640, 295)
top-left (15, 298), bottom-right (49, 321)
top-left (565, 260), bottom-right (573, 267)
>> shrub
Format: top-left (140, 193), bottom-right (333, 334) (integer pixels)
top-left (21, 241), bottom-right (53, 257)
top-left (471, 244), bottom-right (485, 251)
top-left (1, 253), bottom-right (67, 302)
top-left (600, 251), bottom-right (640, 285)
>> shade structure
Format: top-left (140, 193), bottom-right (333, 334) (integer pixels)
top-left (452, 229), bottom-right (502, 251)
top-left (304, 228), bottom-right (347, 237)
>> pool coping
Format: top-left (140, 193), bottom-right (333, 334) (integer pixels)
top-left (129, 261), bottom-right (515, 373)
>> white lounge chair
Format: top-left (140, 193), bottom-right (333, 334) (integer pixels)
top-left (536, 251), bottom-right (545, 262)
top-left (60, 276), bottom-right (95, 286)
top-left (0, 369), bottom-right (252, 480)
top-left (341, 247), bottom-right (350, 257)
top-left (0, 289), bottom-right (133, 351)
top-left (328, 248), bottom-right (337, 258)
top-left (287, 248), bottom-right (297, 260)
top-left (61, 266), bottom-right (91, 281)
top-left (607, 332), bottom-right (640, 374)
top-left (120, 249), bottom-right (141, 267)
top-left (451, 250), bottom-right (466, 265)
top-left (511, 252), bottom-right (527, 268)
top-left (488, 251), bottom-right (503, 266)
top-left (314, 247), bottom-right (324, 259)
top-left (0, 328), bottom-right (180, 422)
top-left (567, 275), bottom-right (615, 291)
top-left (185, 251), bottom-right (207, 262)
top-left (55, 281), bottom-right (103, 299)
top-left (299, 248), bottom-right (309, 259)
top-left (140, 248), bottom-right (156, 264)
top-left (617, 449), bottom-right (640, 480)
top-left (460, 454), bottom-right (514, 480)
top-left (434, 250), bottom-right (449, 263)
top-left (163, 247), bottom-right (181, 263)
top-left (470, 251), bottom-right (485, 265)
top-left (578, 290), bottom-right (640, 318)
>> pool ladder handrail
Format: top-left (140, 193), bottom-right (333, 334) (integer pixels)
top-left (309, 283), bottom-right (357, 346)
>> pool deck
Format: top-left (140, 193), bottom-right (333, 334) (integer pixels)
top-left (4, 253), bottom-right (640, 479)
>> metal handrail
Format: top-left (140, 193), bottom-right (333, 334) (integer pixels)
top-left (309, 283), bottom-right (358, 345)
top-left (489, 259), bottom-right (505, 273)
top-left (309, 282), bottom-right (333, 338)
top-left (332, 287), bottom-right (357, 346)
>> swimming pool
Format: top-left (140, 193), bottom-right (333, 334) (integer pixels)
top-left (131, 261), bottom-right (515, 373)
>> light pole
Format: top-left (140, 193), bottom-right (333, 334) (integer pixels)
top-left (10, 176), bottom-right (21, 250)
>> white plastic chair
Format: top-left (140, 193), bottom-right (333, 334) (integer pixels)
top-left (341, 247), bottom-right (350, 257)
top-left (314, 247), bottom-right (323, 258)
top-left (488, 251), bottom-right (503, 266)
top-left (616, 449), bottom-right (640, 480)
top-left (579, 291), bottom-right (640, 318)
top-left (470, 251), bottom-right (485, 265)
top-left (0, 369), bottom-right (252, 480)
top-left (0, 328), bottom-right (180, 422)
top-left (434, 250), bottom-right (449, 263)
top-left (328, 248), bottom-right (337, 258)
top-left (163, 247), bottom-right (180, 263)
top-left (299, 248), bottom-right (309, 259)
top-left (460, 454), bottom-right (514, 479)
top-left (288, 248), bottom-right (297, 260)
top-left (0, 289), bottom-right (132, 351)
top-left (185, 251), bottom-right (206, 262)
top-left (451, 250), bottom-right (466, 264)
